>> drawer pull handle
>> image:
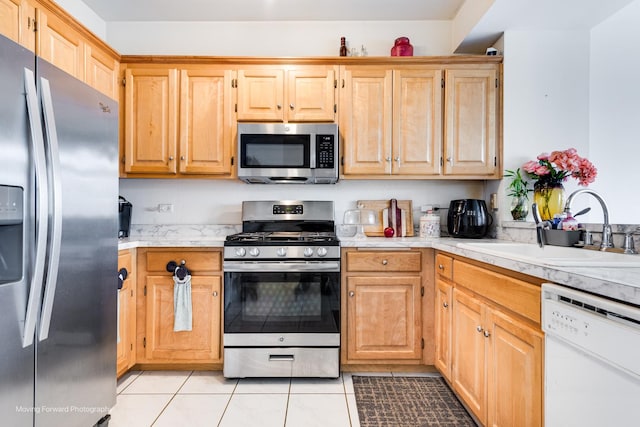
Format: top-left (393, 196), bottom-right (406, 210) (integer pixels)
top-left (443, 302), bottom-right (448, 308)
top-left (269, 354), bottom-right (294, 361)
top-left (349, 291), bottom-right (355, 297)
top-left (477, 325), bottom-right (483, 333)
top-left (382, 259), bottom-right (388, 265)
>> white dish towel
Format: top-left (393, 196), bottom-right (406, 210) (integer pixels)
top-left (173, 274), bottom-right (193, 332)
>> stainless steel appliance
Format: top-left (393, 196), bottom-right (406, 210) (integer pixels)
top-left (447, 199), bottom-right (492, 238)
top-left (0, 34), bottom-right (118, 427)
top-left (237, 123), bottom-right (339, 184)
top-left (223, 200), bottom-right (340, 378)
top-left (542, 284), bottom-right (640, 426)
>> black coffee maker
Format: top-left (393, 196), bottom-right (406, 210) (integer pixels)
top-left (118, 196), bottom-right (132, 238)
top-left (447, 199), bottom-right (492, 238)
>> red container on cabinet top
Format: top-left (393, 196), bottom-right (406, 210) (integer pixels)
top-left (390, 37), bottom-right (413, 56)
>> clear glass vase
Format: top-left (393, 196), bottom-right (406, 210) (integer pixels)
top-left (510, 196), bottom-right (529, 221)
top-left (533, 181), bottom-right (565, 221)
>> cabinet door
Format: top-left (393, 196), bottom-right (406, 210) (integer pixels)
top-left (179, 68), bottom-right (233, 175)
top-left (392, 69), bottom-right (442, 175)
top-left (84, 43), bottom-right (118, 100)
top-left (340, 67), bottom-right (393, 175)
top-left (286, 67), bottom-right (335, 122)
top-left (124, 68), bottom-right (179, 174)
top-left (145, 275), bottom-right (221, 361)
top-left (346, 275), bottom-right (422, 360)
top-left (236, 69), bottom-right (284, 121)
top-left (443, 68), bottom-right (498, 176)
top-left (37, 10), bottom-right (85, 80)
top-left (0, 0), bottom-right (35, 50)
top-left (434, 278), bottom-right (452, 380)
top-left (117, 250), bottom-right (135, 377)
top-left (452, 287), bottom-right (486, 424)
top-left (486, 308), bottom-right (543, 427)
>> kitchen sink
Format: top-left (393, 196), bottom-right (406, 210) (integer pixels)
top-left (456, 242), bottom-right (640, 268)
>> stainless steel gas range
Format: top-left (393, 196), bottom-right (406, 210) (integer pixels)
top-left (223, 200), bottom-right (340, 378)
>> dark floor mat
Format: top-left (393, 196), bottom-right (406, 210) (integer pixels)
top-left (352, 376), bottom-right (476, 427)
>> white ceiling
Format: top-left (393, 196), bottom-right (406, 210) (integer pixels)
top-left (80, 0), bottom-right (466, 22)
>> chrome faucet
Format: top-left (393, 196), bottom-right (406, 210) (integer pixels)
top-left (564, 189), bottom-right (613, 251)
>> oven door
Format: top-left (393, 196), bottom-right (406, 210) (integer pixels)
top-left (223, 261), bottom-right (340, 347)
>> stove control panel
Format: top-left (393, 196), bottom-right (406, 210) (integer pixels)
top-left (224, 245), bottom-right (340, 260)
top-left (273, 204), bottom-right (303, 215)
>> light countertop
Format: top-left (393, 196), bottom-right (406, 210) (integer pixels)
top-left (119, 227), bottom-right (640, 306)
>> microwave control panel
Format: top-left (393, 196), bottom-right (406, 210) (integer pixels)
top-left (316, 135), bottom-right (335, 169)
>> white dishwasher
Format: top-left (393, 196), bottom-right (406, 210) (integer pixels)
top-left (542, 283), bottom-right (640, 427)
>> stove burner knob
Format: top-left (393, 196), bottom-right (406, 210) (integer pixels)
top-left (234, 247), bottom-right (246, 257)
top-left (303, 247), bottom-right (314, 257)
top-left (276, 247), bottom-right (287, 257)
top-left (249, 247), bottom-right (260, 257)
top-left (317, 247), bottom-right (328, 257)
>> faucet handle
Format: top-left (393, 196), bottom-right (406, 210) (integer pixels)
top-left (623, 232), bottom-right (637, 254)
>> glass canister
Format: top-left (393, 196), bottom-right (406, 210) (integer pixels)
top-left (391, 37), bottom-right (413, 56)
top-left (420, 210), bottom-right (440, 239)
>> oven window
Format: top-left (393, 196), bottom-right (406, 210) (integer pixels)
top-left (224, 271), bottom-right (340, 334)
top-left (240, 134), bottom-right (310, 168)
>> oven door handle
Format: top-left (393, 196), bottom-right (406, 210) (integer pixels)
top-left (223, 261), bottom-right (340, 272)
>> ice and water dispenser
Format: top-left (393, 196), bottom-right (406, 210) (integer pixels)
top-left (0, 185), bottom-right (23, 284)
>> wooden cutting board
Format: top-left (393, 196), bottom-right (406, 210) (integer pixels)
top-left (356, 200), bottom-right (414, 237)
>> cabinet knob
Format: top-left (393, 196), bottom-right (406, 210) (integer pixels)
top-left (290, 104), bottom-right (294, 110)
top-left (349, 291), bottom-right (355, 297)
top-left (180, 155), bottom-right (185, 161)
top-left (446, 157), bottom-right (452, 163)
top-left (169, 156), bottom-right (174, 161)
top-left (386, 157), bottom-right (392, 162)
top-left (476, 325), bottom-right (483, 333)
top-left (382, 259), bottom-right (388, 265)
top-left (277, 104), bottom-right (282, 110)
top-left (443, 302), bottom-right (448, 308)
top-left (213, 291), bottom-right (218, 297)
top-left (438, 264), bottom-right (444, 270)
top-left (484, 330), bottom-right (491, 338)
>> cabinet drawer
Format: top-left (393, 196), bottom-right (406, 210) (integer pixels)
top-left (435, 253), bottom-right (453, 279)
top-left (118, 250), bottom-right (132, 273)
top-left (453, 260), bottom-right (541, 324)
top-left (145, 250), bottom-right (221, 273)
top-left (346, 251), bottom-right (421, 272)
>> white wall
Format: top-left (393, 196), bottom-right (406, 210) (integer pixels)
top-left (499, 30), bottom-right (592, 221)
top-left (590, 0), bottom-right (640, 225)
top-left (105, 20), bottom-right (452, 56)
top-left (53, 0), bottom-right (106, 39)
top-left (119, 179), bottom-right (485, 228)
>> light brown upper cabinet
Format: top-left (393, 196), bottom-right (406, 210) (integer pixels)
top-left (236, 65), bottom-right (337, 122)
top-left (0, 0), bottom-right (37, 50)
top-left (443, 68), bottom-right (498, 176)
top-left (340, 64), bottom-right (500, 179)
top-left (37, 8), bottom-right (85, 80)
top-left (340, 66), bottom-right (442, 177)
top-left (122, 65), bottom-right (234, 177)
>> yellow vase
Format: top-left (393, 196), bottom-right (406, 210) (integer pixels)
top-left (533, 181), bottom-right (565, 221)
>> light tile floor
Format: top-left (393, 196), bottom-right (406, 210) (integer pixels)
top-left (111, 370), bottom-right (370, 427)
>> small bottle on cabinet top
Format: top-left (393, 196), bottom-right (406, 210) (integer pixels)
top-left (339, 37), bottom-right (347, 56)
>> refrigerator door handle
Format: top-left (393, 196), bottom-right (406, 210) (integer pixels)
top-left (22, 68), bottom-right (49, 348)
top-left (38, 77), bottom-right (63, 342)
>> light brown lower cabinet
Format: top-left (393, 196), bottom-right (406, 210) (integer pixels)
top-left (136, 248), bottom-right (223, 366)
top-left (117, 249), bottom-right (136, 377)
top-left (436, 253), bottom-right (543, 427)
top-left (341, 248), bottom-right (434, 366)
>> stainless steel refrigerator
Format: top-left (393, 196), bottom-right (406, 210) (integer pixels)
top-left (0, 34), bottom-right (118, 427)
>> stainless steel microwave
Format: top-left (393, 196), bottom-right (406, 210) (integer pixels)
top-left (237, 123), bottom-right (339, 184)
